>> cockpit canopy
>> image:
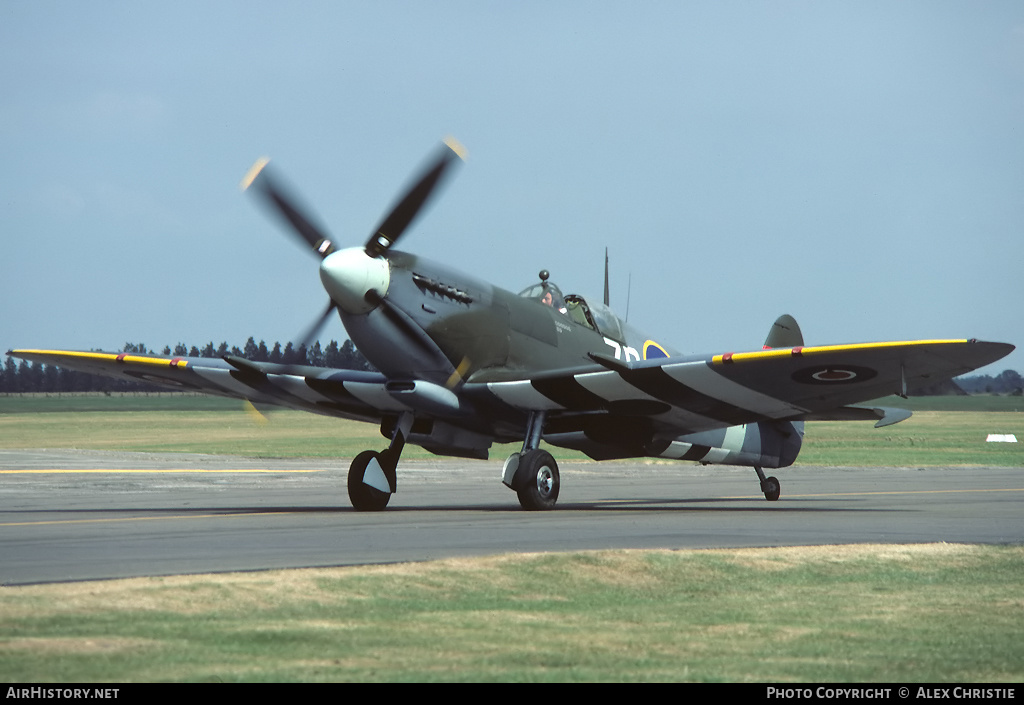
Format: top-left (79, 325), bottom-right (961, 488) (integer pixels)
top-left (517, 279), bottom-right (624, 341)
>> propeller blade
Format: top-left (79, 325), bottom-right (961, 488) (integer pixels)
top-left (243, 399), bottom-right (270, 425)
top-left (294, 299), bottom-right (338, 358)
top-left (242, 158), bottom-right (336, 258)
top-left (445, 356), bottom-right (472, 390)
top-left (364, 137), bottom-right (466, 258)
top-left (253, 300), bottom-right (338, 376)
top-left (365, 289), bottom-right (458, 377)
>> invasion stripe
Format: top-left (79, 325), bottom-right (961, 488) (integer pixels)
top-left (574, 370), bottom-right (661, 402)
top-left (680, 444), bottom-right (712, 461)
top-left (531, 376), bottom-right (605, 410)
top-left (305, 377), bottom-right (375, 408)
top-left (295, 379), bottom-right (394, 419)
top-left (269, 374), bottom-right (338, 406)
top-left (207, 367), bottom-right (341, 413)
top-left (614, 366), bottom-right (754, 425)
top-left (664, 361), bottom-right (807, 418)
top-left (341, 381), bottom-right (412, 411)
top-left (575, 369), bottom-right (722, 431)
top-left (193, 367), bottom-right (268, 399)
top-left (486, 380), bottom-right (566, 410)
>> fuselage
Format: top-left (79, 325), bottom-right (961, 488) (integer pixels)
top-left (333, 248), bottom-right (678, 385)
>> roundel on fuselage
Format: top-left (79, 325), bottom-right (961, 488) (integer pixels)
top-left (643, 340), bottom-right (669, 360)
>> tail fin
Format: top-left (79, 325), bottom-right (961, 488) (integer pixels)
top-left (763, 314), bottom-right (803, 349)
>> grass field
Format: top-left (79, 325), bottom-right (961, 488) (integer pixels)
top-left (1, 392), bottom-right (1021, 466)
top-left (1, 544), bottom-right (1022, 683)
top-left (798, 409), bottom-right (1023, 467)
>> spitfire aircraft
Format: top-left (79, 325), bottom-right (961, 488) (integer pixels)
top-left (11, 139), bottom-right (1014, 511)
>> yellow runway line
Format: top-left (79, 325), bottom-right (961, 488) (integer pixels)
top-left (0, 468), bottom-right (327, 474)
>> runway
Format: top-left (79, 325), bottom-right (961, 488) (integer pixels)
top-left (2, 449), bottom-right (1022, 585)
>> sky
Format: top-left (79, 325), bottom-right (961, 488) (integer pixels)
top-left (3, 1), bottom-right (1022, 376)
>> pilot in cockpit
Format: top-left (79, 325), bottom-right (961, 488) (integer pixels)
top-left (520, 270), bottom-right (567, 314)
top-left (539, 286), bottom-right (567, 314)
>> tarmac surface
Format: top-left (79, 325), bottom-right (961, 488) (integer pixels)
top-left (1, 449), bottom-right (1022, 585)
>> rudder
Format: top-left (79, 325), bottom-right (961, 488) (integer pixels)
top-left (763, 314), bottom-right (803, 349)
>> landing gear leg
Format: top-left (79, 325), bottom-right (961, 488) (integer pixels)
top-left (347, 413), bottom-right (412, 511)
top-left (502, 411), bottom-right (560, 511)
top-left (754, 465), bottom-right (781, 502)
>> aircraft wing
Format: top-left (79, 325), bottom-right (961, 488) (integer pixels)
top-left (7, 349), bottom-right (407, 424)
top-left (477, 339), bottom-right (1014, 434)
top-left (10, 339), bottom-right (1013, 458)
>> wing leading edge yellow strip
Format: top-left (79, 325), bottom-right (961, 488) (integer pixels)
top-left (712, 339), bottom-right (968, 365)
top-left (12, 349), bottom-right (189, 368)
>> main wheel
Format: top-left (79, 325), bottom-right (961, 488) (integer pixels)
top-left (348, 450), bottom-right (392, 511)
top-left (515, 449), bottom-right (560, 511)
top-left (761, 475), bottom-right (781, 502)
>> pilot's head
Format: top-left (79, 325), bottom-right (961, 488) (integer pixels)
top-left (541, 291), bottom-right (553, 306)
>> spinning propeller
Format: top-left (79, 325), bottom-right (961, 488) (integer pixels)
top-left (241, 138), bottom-right (467, 370)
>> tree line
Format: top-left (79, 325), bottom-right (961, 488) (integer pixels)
top-left (954, 369), bottom-right (1023, 396)
top-left (1, 338), bottom-right (372, 394)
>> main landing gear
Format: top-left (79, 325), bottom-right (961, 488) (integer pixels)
top-left (348, 449), bottom-right (397, 511)
top-left (502, 411), bottom-right (560, 511)
top-left (503, 448), bottom-right (560, 510)
top-left (754, 465), bottom-right (781, 501)
top-left (346, 410), bottom-right (562, 512)
top-left (348, 410), bottom-right (776, 511)
top-left (347, 414), bottom-right (411, 511)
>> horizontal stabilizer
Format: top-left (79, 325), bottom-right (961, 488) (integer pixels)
top-left (799, 405), bottom-right (912, 428)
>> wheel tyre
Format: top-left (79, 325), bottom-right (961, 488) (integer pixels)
top-left (516, 450), bottom-right (560, 511)
top-left (348, 450), bottom-right (392, 512)
top-left (761, 476), bottom-right (781, 502)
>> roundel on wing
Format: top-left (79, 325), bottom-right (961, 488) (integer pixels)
top-left (792, 365), bottom-right (878, 385)
top-left (643, 340), bottom-right (669, 360)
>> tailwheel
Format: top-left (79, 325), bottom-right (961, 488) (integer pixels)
top-left (515, 449), bottom-right (560, 511)
top-left (753, 465), bottom-right (781, 501)
top-left (347, 450), bottom-right (394, 511)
